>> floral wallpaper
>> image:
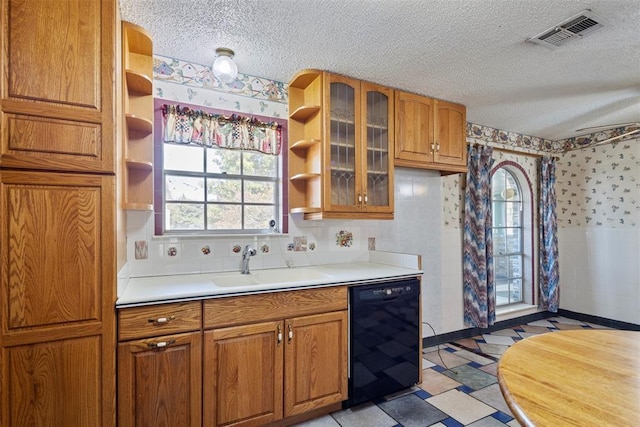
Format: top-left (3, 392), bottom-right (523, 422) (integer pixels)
top-left (556, 141), bottom-right (640, 228)
top-left (153, 54), bottom-right (287, 118)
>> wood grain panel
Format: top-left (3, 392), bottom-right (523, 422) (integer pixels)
top-left (394, 91), bottom-right (434, 165)
top-left (4, 335), bottom-right (101, 427)
top-left (7, 0), bottom-right (101, 109)
top-left (435, 100), bottom-right (466, 167)
top-left (204, 322), bottom-right (284, 426)
top-left (0, 172), bottom-right (112, 336)
top-left (498, 330), bottom-right (640, 427)
top-left (203, 286), bottom-right (347, 329)
top-left (118, 302), bottom-right (202, 341)
top-left (7, 114), bottom-right (100, 158)
top-left (118, 332), bottom-right (202, 427)
top-left (5, 183), bottom-right (100, 329)
top-left (284, 311), bottom-right (348, 417)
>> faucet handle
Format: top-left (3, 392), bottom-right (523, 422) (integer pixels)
top-left (244, 245), bottom-right (257, 257)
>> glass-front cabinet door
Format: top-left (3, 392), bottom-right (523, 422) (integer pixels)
top-left (325, 74), bottom-right (360, 213)
top-left (361, 82), bottom-right (394, 216)
top-left (324, 74), bottom-right (394, 217)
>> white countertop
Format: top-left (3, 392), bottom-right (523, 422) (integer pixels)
top-left (116, 260), bottom-right (423, 307)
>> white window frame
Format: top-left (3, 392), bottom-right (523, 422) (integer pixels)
top-left (491, 163), bottom-right (536, 308)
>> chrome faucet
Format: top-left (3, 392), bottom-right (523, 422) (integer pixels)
top-left (241, 245), bottom-right (257, 274)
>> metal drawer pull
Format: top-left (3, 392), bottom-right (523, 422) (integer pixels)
top-left (147, 339), bottom-right (176, 349)
top-left (288, 324), bottom-right (293, 343)
top-left (277, 325), bottom-right (283, 345)
top-left (148, 315), bottom-right (176, 324)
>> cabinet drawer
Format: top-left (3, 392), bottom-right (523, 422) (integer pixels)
top-left (204, 286), bottom-right (347, 329)
top-left (118, 301), bottom-right (201, 341)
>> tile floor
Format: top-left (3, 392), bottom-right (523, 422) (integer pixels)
top-left (294, 316), bottom-right (612, 427)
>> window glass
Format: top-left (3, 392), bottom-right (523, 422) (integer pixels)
top-left (164, 144), bottom-right (203, 172)
top-left (165, 176), bottom-right (205, 201)
top-left (492, 167), bottom-right (524, 306)
top-left (165, 203), bottom-right (205, 230)
top-left (206, 148), bottom-right (240, 175)
top-left (163, 143), bottom-right (279, 233)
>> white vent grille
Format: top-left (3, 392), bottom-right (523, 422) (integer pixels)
top-left (529, 10), bottom-right (606, 48)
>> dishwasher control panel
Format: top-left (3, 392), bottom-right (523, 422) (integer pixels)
top-left (356, 280), bottom-right (420, 301)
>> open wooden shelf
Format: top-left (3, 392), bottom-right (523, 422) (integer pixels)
top-left (122, 21), bottom-right (154, 211)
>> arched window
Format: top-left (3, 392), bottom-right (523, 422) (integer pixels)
top-left (492, 165), bottom-right (534, 307)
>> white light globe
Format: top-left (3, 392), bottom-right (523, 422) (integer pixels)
top-left (213, 48), bottom-right (238, 84)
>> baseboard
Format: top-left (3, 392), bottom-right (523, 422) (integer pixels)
top-left (557, 309), bottom-right (640, 331)
top-left (423, 309), bottom-right (640, 348)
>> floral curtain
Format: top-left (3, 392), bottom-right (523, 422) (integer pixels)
top-left (463, 144), bottom-right (496, 328)
top-left (161, 104), bottom-right (282, 155)
top-left (539, 156), bottom-right (559, 312)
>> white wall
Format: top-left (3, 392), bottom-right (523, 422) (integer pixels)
top-left (556, 141), bottom-right (640, 324)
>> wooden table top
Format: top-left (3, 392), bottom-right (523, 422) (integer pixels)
top-left (497, 329), bottom-right (640, 427)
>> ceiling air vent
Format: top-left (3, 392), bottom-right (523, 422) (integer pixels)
top-left (528, 10), bottom-right (606, 48)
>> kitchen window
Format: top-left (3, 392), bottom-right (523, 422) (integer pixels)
top-left (154, 102), bottom-right (287, 235)
top-left (491, 164), bottom-right (534, 307)
top-left (163, 143), bottom-right (279, 232)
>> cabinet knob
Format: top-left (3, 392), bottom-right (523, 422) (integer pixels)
top-left (288, 324), bottom-right (293, 343)
top-left (277, 324), bottom-right (283, 345)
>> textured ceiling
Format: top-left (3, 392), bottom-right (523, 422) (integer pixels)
top-left (119, 0), bottom-right (640, 141)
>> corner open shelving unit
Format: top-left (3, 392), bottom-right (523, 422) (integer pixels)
top-left (122, 21), bottom-right (154, 211)
top-left (288, 70), bottom-right (324, 215)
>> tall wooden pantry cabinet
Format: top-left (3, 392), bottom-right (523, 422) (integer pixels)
top-left (0, 0), bottom-right (116, 426)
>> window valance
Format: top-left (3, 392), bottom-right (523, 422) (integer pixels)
top-left (161, 104), bottom-right (282, 155)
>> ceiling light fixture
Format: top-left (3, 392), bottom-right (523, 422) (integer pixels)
top-left (212, 47), bottom-right (238, 84)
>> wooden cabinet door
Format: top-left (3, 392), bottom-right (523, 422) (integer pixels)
top-left (0, 170), bottom-right (115, 427)
top-left (361, 82), bottom-right (394, 216)
top-left (323, 73), bottom-right (361, 214)
top-left (0, 171), bottom-right (112, 335)
top-left (3, 336), bottom-right (103, 427)
top-left (118, 332), bottom-right (202, 427)
top-left (435, 100), bottom-right (467, 168)
top-left (0, 0), bottom-right (115, 173)
top-left (284, 310), bottom-right (348, 417)
top-left (394, 91), bottom-right (435, 167)
top-left (204, 321), bottom-right (284, 427)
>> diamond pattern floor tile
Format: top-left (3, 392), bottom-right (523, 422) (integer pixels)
top-left (427, 389), bottom-right (497, 425)
top-left (377, 393), bottom-right (448, 427)
top-left (441, 364), bottom-right (497, 391)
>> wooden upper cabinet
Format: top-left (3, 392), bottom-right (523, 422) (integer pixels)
top-left (394, 91), bottom-right (435, 166)
top-left (395, 91), bottom-right (467, 174)
top-left (0, 0), bottom-right (115, 173)
top-left (435, 99), bottom-right (467, 168)
top-left (288, 70), bottom-right (393, 220)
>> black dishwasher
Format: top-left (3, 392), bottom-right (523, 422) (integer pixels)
top-left (347, 278), bottom-right (421, 407)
